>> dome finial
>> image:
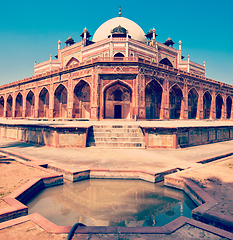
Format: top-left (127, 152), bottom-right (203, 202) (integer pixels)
top-left (119, 6), bottom-right (121, 17)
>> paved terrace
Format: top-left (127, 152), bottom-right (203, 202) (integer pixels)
top-left (0, 119), bottom-right (233, 239)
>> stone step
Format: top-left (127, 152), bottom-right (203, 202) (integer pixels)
top-left (87, 142), bottom-right (145, 148)
top-left (90, 128), bottom-right (142, 133)
top-left (92, 125), bottom-right (139, 129)
top-left (87, 125), bottom-right (145, 149)
top-left (88, 137), bottom-right (144, 143)
top-left (88, 132), bottom-right (143, 138)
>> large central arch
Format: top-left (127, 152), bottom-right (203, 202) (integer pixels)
top-left (104, 81), bottom-right (132, 119)
top-left (73, 81), bottom-right (90, 119)
top-left (145, 80), bottom-right (162, 119)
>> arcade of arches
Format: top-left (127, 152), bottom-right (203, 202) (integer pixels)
top-left (0, 79), bottom-right (232, 121)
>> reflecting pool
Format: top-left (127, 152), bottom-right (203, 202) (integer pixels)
top-left (26, 179), bottom-right (196, 227)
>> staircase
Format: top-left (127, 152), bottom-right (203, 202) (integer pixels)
top-left (87, 125), bottom-right (145, 148)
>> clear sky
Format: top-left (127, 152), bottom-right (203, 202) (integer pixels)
top-left (0, 0), bottom-right (232, 85)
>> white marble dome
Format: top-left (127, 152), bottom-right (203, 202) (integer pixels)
top-left (93, 17), bottom-right (147, 43)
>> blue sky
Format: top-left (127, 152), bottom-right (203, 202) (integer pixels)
top-left (0, 0), bottom-right (232, 85)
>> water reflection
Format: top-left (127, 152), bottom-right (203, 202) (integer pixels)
top-left (26, 179), bottom-right (196, 227)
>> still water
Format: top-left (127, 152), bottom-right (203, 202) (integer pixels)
top-left (26, 179), bottom-right (196, 227)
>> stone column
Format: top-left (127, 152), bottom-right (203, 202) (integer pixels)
top-left (160, 78), bottom-right (169, 119)
top-left (67, 75), bottom-right (73, 118)
top-left (12, 92), bottom-right (16, 118)
top-left (3, 94), bottom-right (7, 117)
top-left (196, 91), bottom-right (203, 119)
top-left (34, 85), bottom-right (39, 118)
top-left (49, 80), bottom-right (54, 118)
top-left (210, 92), bottom-right (216, 119)
top-left (182, 83), bottom-right (188, 119)
top-left (90, 73), bottom-right (99, 120)
top-left (137, 74), bottom-right (146, 119)
top-left (22, 89), bottom-right (26, 118)
top-left (221, 95), bottom-right (226, 120)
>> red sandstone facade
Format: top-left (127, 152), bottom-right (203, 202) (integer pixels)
top-left (0, 13), bottom-right (232, 121)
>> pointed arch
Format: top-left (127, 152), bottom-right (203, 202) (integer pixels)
top-left (66, 57), bottom-right (79, 67)
top-left (6, 95), bottom-right (13, 117)
top-left (226, 96), bottom-right (232, 119)
top-left (104, 81), bottom-right (132, 119)
top-left (203, 91), bottom-right (212, 119)
top-left (73, 80), bottom-right (91, 119)
top-left (54, 84), bottom-right (67, 118)
top-left (188, 88), bottom-right (199, 119)
top-left (216, 94), bottom-right (223, 119)
top-left (169, 84), bottom-right (183, 119)
top-left (26, 90), bottom-right (35, 118)
top-left (114, 52), bottom-right (125, 57)
top-left (15, 92), bottom-right (23, 117)
top-left (39, 87), bottom-right (49, 118)
top-left (145, 80), bottom-right (163, 119)
top-left (159, 58), bottom-right (173, 67)
top-left (0, 96), bottom-right (4, 117)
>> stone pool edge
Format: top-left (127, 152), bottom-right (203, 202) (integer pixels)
top-left (0, 149), bottom-right (233, 237)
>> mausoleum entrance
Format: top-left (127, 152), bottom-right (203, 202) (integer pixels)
top-left (104, 83), bottom-right (132, 119)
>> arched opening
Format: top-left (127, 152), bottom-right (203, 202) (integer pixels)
top-left (145, 80), bottom-right (162, 119)
top-left (26, 91), bottom-right (35, 118)
top-left (6, 95), bottom-right (13, 117)
top-left (159, 58), bottom-right (173, 67)
top-left (39, 88), bottom-right (49, 118)
top-left (203, 91), bottom-right (212, 119)
top-left (226, 96), bottom-right (232, 119)
top-left (15, 92), bottom-right (23, 117)
top-left (73, 81), bottom-right (90, 119)
top-left (188, 88), bottom-right (198, 119)
top-left (54, 84), bottom-right (67, 118)
top-left (169, 85), bottom-right (183, 119)
top-left (0, 97), bottom-right (4, 117)
top-left (216, 94), bottom-right (223, 119)
top-left (114, 52), bottom-right (125, 58)
top-left (66, 57), bottom-right (79, 67)
top-left (104, 82), bottom-right (132, 119)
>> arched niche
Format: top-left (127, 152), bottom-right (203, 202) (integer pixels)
top-left (169, 84), bottom-right (183, 119)
top-left (39, 87), bottom-right (49, 118)
top-left (226, 96), bottom-right (232, 119)
top-left (145, 80), bottom-right (162, 119)
top-left (216, 94), bottom-right (223, 119)
top-left (104, 82), bottom-right (132, 119)
top-left (26, 91), bottom-right (35, 118)
top-left (15, 92), bottom-right (23, 117)
top-left (159, 58), bottom-right (173, 67)
top-left (203, 91), bottom-right (212, 119)
top-left (0, 96), bottom-right (4, 117)
top-left (188, 88), bottom-right (198, 119)
top-left (54, 84), bottom-right (67, 118)
top-left (6, 95), bottom-right (13, 117)
top-left (114, 52), bottom-right (125, 57)
top-left (73, 81), bottom-right (90, 119)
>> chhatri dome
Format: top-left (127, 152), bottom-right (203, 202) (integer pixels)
top-left (93, 8), bottom-right (147, 43)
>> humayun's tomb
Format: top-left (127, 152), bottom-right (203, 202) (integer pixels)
top-left (0, 9), bottom-right (232, 121)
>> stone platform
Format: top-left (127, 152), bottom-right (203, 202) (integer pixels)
top-left (1, 119), bottom-right (233, 149)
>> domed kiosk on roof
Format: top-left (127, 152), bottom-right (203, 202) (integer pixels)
top-left (93, 16), bottom-right (147, 43)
